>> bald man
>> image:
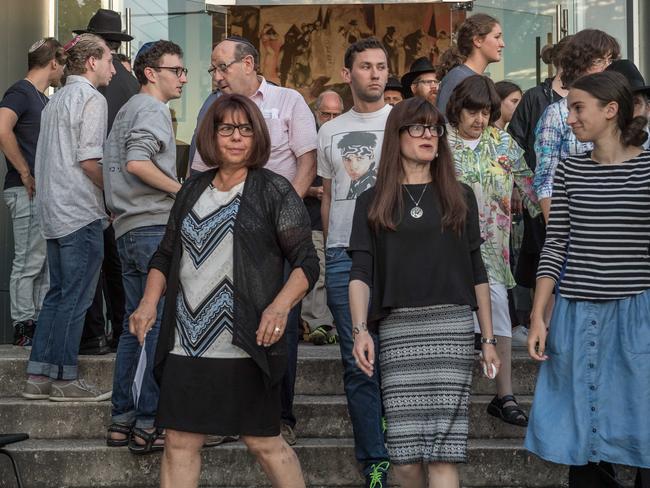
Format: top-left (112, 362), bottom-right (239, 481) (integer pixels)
top-left (314, 90), bottom-right (343, 129)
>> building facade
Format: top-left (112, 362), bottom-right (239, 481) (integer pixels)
top-left (0, 0), bottom-right (648, 341)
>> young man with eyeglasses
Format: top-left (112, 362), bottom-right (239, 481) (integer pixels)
top-left (193, 35), bottom-right (317, 447)
top-left (401, 57), bottom-right (439, 105)
top-left (318, 37), bottom-right (392, 487)
top-left (102, 40), bottom-right (186, 452)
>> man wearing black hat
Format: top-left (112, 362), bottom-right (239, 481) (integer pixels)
top-left (606, 59), bottom-right (650, 149)
top-left (383, 77), bottom-right (404, 106)
top-left (401, 57), bottom-right (440, 105)
top-left (74, 9), bottom-right (139, 355)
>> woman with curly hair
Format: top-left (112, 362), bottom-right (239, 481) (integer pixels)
top-left (446, 75), bottom-right (540, 428)
top-left (532, 29), bottom-right (620, 221)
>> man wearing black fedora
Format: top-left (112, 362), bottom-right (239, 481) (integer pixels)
top-left (383, 77), bottom-right (403, 106)
top-left (400, 57), bottom-right (440, 105)
top-left (607, 59), bottom-right (650, 149)
top-left (74, 9), bottom-right (139, 355)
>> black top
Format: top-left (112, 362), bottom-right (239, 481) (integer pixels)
top-left (349, 183), bottom-right (488, 332)
top-left (508, 78), bottom-right (563, 172)
top-left (98, 55), bottom-right (139, 133)
top-left (150, 168), bottom-right (319, 387)
top-left (304, 175), bottom-right (323, 231)
top-left (537, 152), bottom-right (650, 300)
top-left (0, 80), bottom-right (48, 189)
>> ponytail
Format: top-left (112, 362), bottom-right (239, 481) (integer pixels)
top-left (621, 116), bottom-right (649, 147)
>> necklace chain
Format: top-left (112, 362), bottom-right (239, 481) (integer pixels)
top-left (24, 78), bottom-right (47, 108)
top-left (403, 183), bottom-right (428, 207)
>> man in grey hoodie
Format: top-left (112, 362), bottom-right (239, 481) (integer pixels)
top-left (102, 40), bottom-right (186, 452)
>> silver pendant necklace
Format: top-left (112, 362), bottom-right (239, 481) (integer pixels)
top-left (403, 183), bottom-right (428, 219)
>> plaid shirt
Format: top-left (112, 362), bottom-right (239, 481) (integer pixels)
top-left (533, 97), bottom-right (592, 199)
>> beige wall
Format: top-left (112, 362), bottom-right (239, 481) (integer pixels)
top-left (0, 0), bottom-right (49, 342)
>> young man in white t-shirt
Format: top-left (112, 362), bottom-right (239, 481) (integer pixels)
top-left (317, 37), bottom-right (392, 486)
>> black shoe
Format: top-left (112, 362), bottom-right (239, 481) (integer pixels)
top-left (79, 335), bottom-right (111, 355)
top-left (13, 320), bottom-right (35, 346)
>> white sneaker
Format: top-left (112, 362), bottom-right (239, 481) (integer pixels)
top-left (512, 325), bottom-right (529, 349)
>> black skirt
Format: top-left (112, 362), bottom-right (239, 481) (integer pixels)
top-left (156, 354), bottom-right (281, 436)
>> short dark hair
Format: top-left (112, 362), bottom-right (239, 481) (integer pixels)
top-left (344, 37), bottom-right (388, 70)
top-left (446, 75), bottom-right (501, 127)
top-left (559, 29), bottom-right (620, 88)
top-left (28, 38), bottom-right (67, 71)
top-left (133, 40), bottom-right (183, 85)
top-left (495, 80), bottom-right (522, 101)
top-left (116, 53), bottom-right (130, 64)
top-left (456, 13), bottom-right (500, 58)
top-left (196, 94), bottom-right (270, 169)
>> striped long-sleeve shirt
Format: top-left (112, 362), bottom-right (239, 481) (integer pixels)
top-left (537, 151), bottom-right (650, 300)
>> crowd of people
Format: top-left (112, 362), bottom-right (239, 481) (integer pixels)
top-left (1, 7), bottom-right (649, 488)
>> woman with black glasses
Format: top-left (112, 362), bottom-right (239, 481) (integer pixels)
top-left (350, 97), bottom-right (500, 488)
top-left (129, 94), bottom-right (318, 488)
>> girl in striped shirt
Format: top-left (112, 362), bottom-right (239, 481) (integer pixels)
top-left (526, 71), bottom-right (650, 487)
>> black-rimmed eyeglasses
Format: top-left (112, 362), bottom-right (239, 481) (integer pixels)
top-left (400, 124), bottom-right (445, 138)
top-left (216, 123), bottom-right (254, 137)
top-left (153, 66), bottom-right (188, 78)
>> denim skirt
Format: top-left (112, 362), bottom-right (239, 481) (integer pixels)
top-left (525, 288), bottom-right (650, 468)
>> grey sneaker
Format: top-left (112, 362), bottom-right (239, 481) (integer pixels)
top-left (49, 378), bottom-right (112, 402)
top-left (281, 423), bottom-right (297, 446)
top-left (512, 325), bottom-right (529, 349)
top-left (22, 376), bottom-right (52, 399)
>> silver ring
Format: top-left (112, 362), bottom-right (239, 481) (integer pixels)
top-left (274, 327), bottom-right (281, 334)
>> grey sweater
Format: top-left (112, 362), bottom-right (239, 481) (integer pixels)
top-left (103, 93), bottom-right (177, 239)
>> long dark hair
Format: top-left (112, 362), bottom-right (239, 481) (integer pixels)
top-left (368, 98), bottom-right (467, 234)
top-left (571, 71), bottom-right (648, 147)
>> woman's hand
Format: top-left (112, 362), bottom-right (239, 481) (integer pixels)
top-left (129, 299), bottom-right (159, 345)
top-left (528, 314), bottom-right (549, 361)
top-left (352, 330), bottom-right (375, 377)
top-left (256, 305), bottom-right (289, 347)
top-left (480, 344), bottom-right (501, 379)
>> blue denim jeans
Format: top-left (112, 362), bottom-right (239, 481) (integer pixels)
top-left (111, 226), bottom-right (165, 429)
top-left (281, 261), bottom-right (301, 428)
top-left (325, 247), bottom-right (388, 467)
top-left (27, 220), bottom-right (104, 380)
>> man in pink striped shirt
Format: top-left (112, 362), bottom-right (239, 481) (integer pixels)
top-left (193, 36), bottom-right (317, 447)
top-left (191, 36), bottom-right (316, 198)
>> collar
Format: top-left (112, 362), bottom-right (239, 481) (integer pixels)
top-left (252, 76), bottom-right (270, 100)
top-left (65, 75), bottom-right (97, 90)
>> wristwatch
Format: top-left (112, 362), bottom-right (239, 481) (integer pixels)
top-left (480, 337), bottom-right (498, 345)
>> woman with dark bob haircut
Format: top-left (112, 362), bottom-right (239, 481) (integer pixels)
top-left (350, 97), bottom-right (500, 487)
top-left (527, 71), bottom-right (650, 488)
top-left (129, 94), bottom-right (319, 488)
top-left (447, 75), bottom-right (540, 429)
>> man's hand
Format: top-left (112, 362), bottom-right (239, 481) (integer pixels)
top-left (307, 186), bottom-right (324, 200)
top-left (20, 172), bottom-right (35, 199)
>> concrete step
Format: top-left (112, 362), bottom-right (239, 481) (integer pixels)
top-left (0, 437), bottom-right (586, 487)
top-left (0, 344), bottom-right (539, 398)
top-left (0, 395), bottom-right (530, 440)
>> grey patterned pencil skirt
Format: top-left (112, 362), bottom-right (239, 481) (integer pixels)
top-left (379, 304), bottom-right (475, 465)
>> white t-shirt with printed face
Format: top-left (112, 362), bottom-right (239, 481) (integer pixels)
top-left (317, 104), bottom-right (392, 248)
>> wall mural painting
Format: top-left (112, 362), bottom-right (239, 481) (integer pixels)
top-left (228, 4), bottom-right (465, 107)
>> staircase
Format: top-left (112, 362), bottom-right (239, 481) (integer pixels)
top-left (0, 344), bottom-right (636, 487)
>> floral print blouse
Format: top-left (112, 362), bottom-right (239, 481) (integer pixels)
top-left (448, 125), bottom-right (540, 288)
